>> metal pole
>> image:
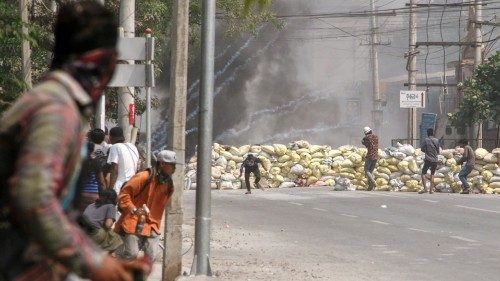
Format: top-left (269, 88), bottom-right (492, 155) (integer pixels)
top-left (145, 30), bottom-right (152, 167)
top-left (118, 0), bottom-right (135, 142)
top-left (20, 0), bottom-right (32, 89)
top-left (192, 0), bottom-right (215, 276)
top-left (474, 0), bottom-right (483, 148)
top-left (408, 0), bottom-right (418, 147)
top-left (370, 0), bottom-right (381, 134)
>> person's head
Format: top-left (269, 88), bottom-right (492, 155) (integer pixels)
top-left (155, 150), bottom-right (177, 176)
top-left (51, 0), bottom-right (118, 103)
top-left (88, 128), bottom-right (106, 144)
top-left (109, 126), bottom-right (125, 144)
top-left (247, 153), bottom-right (255, 159)
top-left (96, 189), bottom-right (117, 207)
top-left (458, 138), bottom-right (469, 148)
top-left (427, 128), bottom-right (434, 137)
top-left (363, 126), bottom-right (372, 135)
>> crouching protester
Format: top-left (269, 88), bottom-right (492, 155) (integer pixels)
top-left (82, 189), bottom-right (123, 253)
top-left (115, 150), bottom-right (177, 262)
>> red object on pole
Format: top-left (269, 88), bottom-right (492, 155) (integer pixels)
top-left (129, 103), bottom-right (135, 125)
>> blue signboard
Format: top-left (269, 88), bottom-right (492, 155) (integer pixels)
top-left (420, 113), bottom-right (437, 147)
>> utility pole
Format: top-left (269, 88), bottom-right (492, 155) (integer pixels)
top-left (95, 0), bottom-right (105, 130)
top-left (370, 0), bottom-right (382, 135)
top-left (118, 0), bottom-right (135, 141)
top-left (474, 0), bottom-right (483, 148)
top-left (20, 0), bottom-right (32, 89)
top-left (163, 0), bottom-right (189, 280)
top-left (191, 0), bottom-right (215, 276)
top-left (407, 0), bottom-right (418, 147)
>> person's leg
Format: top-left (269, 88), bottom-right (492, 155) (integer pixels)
top-left (244, 172), bottom-right (251, 194)
top-left (364, 159), bottom-right (376, 190)
top-left (459, 165), bottom-right (472, 192)
top-left (429, 162), bottom-right (437, 193)
top-left (254, 170), bottom-right (262, 189)
top-left (117, 234), bottom-right (140, 260)
top-left (420, 161), bottom-right (430, 193)
top-left (143, 233), bottom-right (160, 262)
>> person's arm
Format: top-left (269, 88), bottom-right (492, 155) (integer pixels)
top-left (108, 163), bottom-right (118, 190)
top-left (118, 172), bottom-right (148, 214)
top-left (9, 102), bottom-right (104, 278)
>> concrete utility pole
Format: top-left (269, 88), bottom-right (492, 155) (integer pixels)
top-left (370, 0), bottom-right (381, 135)
top-left (94, 0), bottom-right (105, 130)
top-left (191, 0), bottom-right (215, 276)
top-left (408, 0), bottom-right (418, 147)
top-left (474, 0), bottom-right (483, 148)
top-left (20, 0), bottom-right (32, 89)
top-left (118, 0), bottom-right (135, 141)
top-left (163, 0), bottom-right (189, 280)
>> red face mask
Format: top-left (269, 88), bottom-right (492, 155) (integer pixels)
top-left (77, 48), bottom-right (118, 102)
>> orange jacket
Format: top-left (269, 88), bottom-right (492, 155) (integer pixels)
top-left (115, 170), bottom-right (173, 236)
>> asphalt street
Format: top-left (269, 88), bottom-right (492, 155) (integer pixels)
top-left (179, 188), bottom-right (500, 281)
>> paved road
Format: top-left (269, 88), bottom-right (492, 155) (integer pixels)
top-left (180, 188), bottom-right (500, 281)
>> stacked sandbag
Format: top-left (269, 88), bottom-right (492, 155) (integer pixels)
top-left (184, 141), bottom-right (500, 193)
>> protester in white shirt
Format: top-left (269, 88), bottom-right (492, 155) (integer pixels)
top-left (107, 127), bottom-right (139, 194)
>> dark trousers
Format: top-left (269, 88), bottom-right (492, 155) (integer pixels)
top-left (244, 170), bottom-right (261, 192)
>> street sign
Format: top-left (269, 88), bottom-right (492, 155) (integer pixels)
top-left (108, 64), bottom-right (155, 87)
top-left (420, 112), bottom-right (437, 147)
top-left (400, 90), bottom-right (426, 108)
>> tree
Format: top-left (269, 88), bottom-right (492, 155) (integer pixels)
top-left (0, 0), bottom-right (280, 120)
top-left (448, 51), bottom-right (500, 140)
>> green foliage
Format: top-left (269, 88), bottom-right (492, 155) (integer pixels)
top-left (448, 51), bottom-right (500, 131)
top-left (0, 0), bottom-right (279, 121)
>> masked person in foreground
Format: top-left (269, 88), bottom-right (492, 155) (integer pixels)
top-left (0, 1), bottom-right (149, 280)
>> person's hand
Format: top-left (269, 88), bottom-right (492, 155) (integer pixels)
top-left (90, 255), bottom-right (151, 281)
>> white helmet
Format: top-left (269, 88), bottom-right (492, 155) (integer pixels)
top-left (363, 126), bottom-right (372, 134)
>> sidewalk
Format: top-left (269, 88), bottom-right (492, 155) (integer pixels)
top-left (148, 261), bottom-right (219, 281)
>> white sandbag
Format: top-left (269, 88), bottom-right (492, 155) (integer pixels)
top-left (483, 153), bottom-right (498, 163)
top-left (239, 145), bottom-right (250, 155)
top-left (440, 149), bottom-right (455, 159)
top-left (215, 157), bottom-right (228, 168)
top-left (390, 172), bottom-right (402, 180)
top-left (334, 177), bottom-right (355, 191)
top-left (279, 181), bottom-right (296, 188)
top-left (436, 183), bottom-right (452, 193)
top-left (290, 164), bottom-right (305, 175)
top-left (389, 178), bottom-right (404, 191)
top-left (475, 148), bottom-right (488, 160)
top-left (220, 173), bottom-right (236, 181)
top-left (219, 180), bottom-right (235, 190)
top-left (398, 144), bottom-right (416, 156)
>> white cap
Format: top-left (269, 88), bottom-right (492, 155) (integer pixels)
top-left (156, 150), bottom-right (177, 164)
top-left (363, 126), bottom-right (372, 134)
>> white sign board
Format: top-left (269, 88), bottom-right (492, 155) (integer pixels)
top-left (400, 90), bottom-right (426, 108)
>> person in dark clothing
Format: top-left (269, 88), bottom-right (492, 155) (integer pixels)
top-left (362, 126), bottom-right (379, 191)
top-left (239, 154), bottom-right (263, 194)
top-left (457, 139), bottom-right (476, 194)
top-left (419, 128), bottom-right (440, 194)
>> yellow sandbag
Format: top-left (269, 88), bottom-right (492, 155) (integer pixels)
top-left (281, 166), bottom-right (290, 175)
top-left (387, 157), bottom-right (400, 166)
top-left (378, 159), bottom-right (388, 167)
top-left (261, 145), bottom-right (275, 155)
top-left (446, 158), bottom-right (457, 166)
top-left (483, 163), bottom-right (499, 170)
top-left (324, 169), bottom-right (337, 176)
top-left (332, 161), bottom-right (341, 169)
top-left (233, 156), bottom-right (244, 163)
top-left (319, 164), bottom-right (330, 174)
top-left (401, 175), bottom-right (412, 182)
top-left (227, 160), bottom-right (237, 170)
top-left (309, 145), bottom-right (323, 154)
top-left (260, 158), bottom-right (272, 171)
top-left (229, 146), bottom-right (241, 156)
top-left (340, 167), bottom-right (357, 174)
top-left (285, 161), bottom-right (295, 168)
top-left (408, 159), bottom-right (420, 174)
top-left (239, 145), bottom-right (250, 155)
top-left (376, 178), bottom-right (388, 186)
top-left (340, 159), bottom-right (354, 168)
top-left (328, 149), bottom-right (342, 158)
top-left (490, 182), bottom-right (500, 189)
top-left (304, 168), bottom-right (312, 176)
top-left (273, 144), bottom-right (287, 156)
top-left (213, 143), bottom-right (222, 153)
top-left (493, 187), bottom-right (500, 194)
top-left (270, 166), bottom-right (281, 175)
top-left (309, 162), bottom-right (320, 170)
top-left (299, 159), bottom-right (311, 168)
top-left (358, 148), bottom-right (367, 158)
top-left (311, 151), bottom-right (325, 159)
top-left (484, 153), bottom-right (498, 163)
top-left (377, 167), bottom-right (391, 175)
top-left (325, 178), bottom-right (336, 186)
top-left (433, 177), bottom-right (444, 184)
top-left (482, 170), bottom-right (493, 182)
top-left (220, 151), bottom-right (233, 160)
top-left (307, 176), bottom-right (318, 186)
top-left (339, 172), bottom-right (355, 180)
top-left (288, 152), bottom-right (300, 163)
top-left (296, 148), bottom-right (309, 155)
top-left (250, 145), bottom-right (262, 154)
top-left (440, 149), bottom-right (454, 159)
top-left (469, 170), bottom-right (479, 178)
top-left (278, 155), bottom-right (291, 163)
top-left (387, 165), bottom-right (399, 173)
top-left (300, 152), bottom-right (312, 161)
top-left (348, 153), bottom-right (363, 164)
top-left (310, 158), bottom-right (324, 163)
top-left (405, 179), bottom-right (420, 189)
top-left (475, 148), bottom-right (488, 160)
top-left (313, 169), bottom-right (321, 179)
